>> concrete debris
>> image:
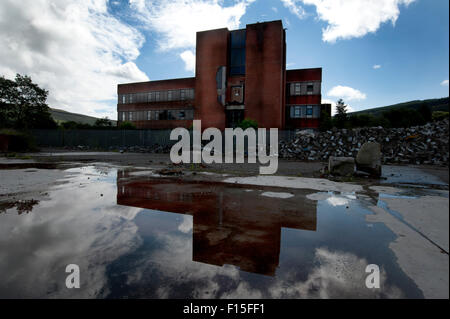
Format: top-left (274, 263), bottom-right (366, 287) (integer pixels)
top-left (280, 119), bottom-right (449, 166)
top-left (356, 142), bottom-right (382, 177)
top-left (328, 156), bottom-right (355, 176)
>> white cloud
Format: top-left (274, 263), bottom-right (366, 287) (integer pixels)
top-left (373, 64), bottom-right (382, 69)
top-left (283, 0), bottom-right (415, 43)
top-left (281, 0), bottom-right (307, 19)
top-left (327, 85), bottom-right (367, 101)
top-left (271, 6), bottom-right (278, 13)
top-left (0, 0), bottom-right (149, 120)
top-left (130, 0), bottom-right (255, 51)
top-left (441, 80), bottom-right (449, 87)
top-left (180, 50), bottom-right (196, 73)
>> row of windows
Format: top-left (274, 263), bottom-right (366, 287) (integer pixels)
top-left (119, 109), bottom-right (194, 121)
top-left (288, 82), bottom-right (319, 96)
top-left (119, 88), bottom-right (195, 104)
top-left (289, 105), bottom-right (321, 119)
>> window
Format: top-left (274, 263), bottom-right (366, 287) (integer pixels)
top-left (129, 94), bottom-right (133, 103)
top-left (121, 112), bottom-right (126, 121)
top-left (294, 83), bottom-right (301, 95)
top-left (121, 95), bottom-right (125, 104)
top-left (178, 111), bottom-right (186, 119)
top-left (307, 84), bottom-right (314, 93)
top-left (155, 91), bottom-right (160, 101)
top-left (129, 111), bottom-right (133, 121)
top-left (159, 110), bottom-right (168, 120)
top-left (147, 111), bottom-right (152, 120)
top-left (313, 105), bottom-right (320, 118)
top-left (229, 30), bottom-right (246, 76)
top-left (148, 92), bottom-right (153, 102)
top-left (180, 89), bottom-right (186, 100)
top-left (291, 105), bottom-right (318, 118)
top-left (168, 90), bottom-right (173, 101)
top-left (188, 88), bottom-right (195, 100)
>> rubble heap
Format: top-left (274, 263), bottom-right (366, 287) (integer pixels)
top-left (279, 119), bottom-right (449, 166)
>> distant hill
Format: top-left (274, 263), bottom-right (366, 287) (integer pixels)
top-left (350, 97), bottom-right (449, 116)
top-left (49, 108), bottom-right (116, 125)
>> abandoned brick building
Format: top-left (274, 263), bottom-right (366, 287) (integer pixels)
top-left (117, 20), bottom-right (331, 130)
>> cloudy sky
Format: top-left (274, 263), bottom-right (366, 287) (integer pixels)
top-left (0, 0), bottom-right (448, 119)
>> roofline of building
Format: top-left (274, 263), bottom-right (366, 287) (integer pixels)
top-left (286, 67), bottom-right (322, 72)
top-left (195, 19), bottom-right (284, 35)
top-left (118, 77), bottom-right (196, 87)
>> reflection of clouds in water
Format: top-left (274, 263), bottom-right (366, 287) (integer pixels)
top-left (122, 212), bottom-right (402, 299)
top-left (177, 215), bottom-right (193, 234)
top-left (326, 196), bottom-right (350, 207)
top-left (123, 225), bottom-right (245, 298)
top-left (0, 167), bottom-right (142, 298)
top-left (269, 247), bottom-right (402, 299)
top-left (308, 192), bottom-right (357, 207)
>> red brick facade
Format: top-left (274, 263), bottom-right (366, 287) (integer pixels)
top-left (117, 20), bottom-right (329, 130)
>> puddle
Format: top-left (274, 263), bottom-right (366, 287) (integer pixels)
top-left (0, 166), bottom-right (439, 298)
top-left (382, 166), bottom-right (448, 186)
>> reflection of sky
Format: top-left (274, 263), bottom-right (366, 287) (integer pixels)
top-left (0, 168), bottom-right (423, 298)
top-left (0, 166), bottom-right (142, 298)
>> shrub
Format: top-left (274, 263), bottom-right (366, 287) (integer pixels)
top-left (432, 111), bottom-right (449, 121)
top-left (237, 118), bottom-right (258, 130)
top-left (118, 121), bottom-right (136, 130)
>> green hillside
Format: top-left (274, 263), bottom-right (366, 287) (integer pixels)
top-left (50, 108), bottom-right (116, 125)
top-left (351, 97), bottom-right (449, 116)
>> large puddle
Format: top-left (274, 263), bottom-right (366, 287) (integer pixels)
top-left (0, 166), bottom-right (438, 298)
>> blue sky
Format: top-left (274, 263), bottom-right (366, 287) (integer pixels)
top-left (0, 0), bottom-right (448, 118)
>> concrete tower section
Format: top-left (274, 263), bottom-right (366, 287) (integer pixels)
top-left (194, 28), bottom-right (229, 130)
top-left (244, 21), bottom-right (286, 129)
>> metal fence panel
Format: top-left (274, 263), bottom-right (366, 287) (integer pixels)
top-left (31, 129), bottom-right (299, 149)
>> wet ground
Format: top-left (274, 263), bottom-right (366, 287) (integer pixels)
top-left (0, 158), bottom-right (448, 299)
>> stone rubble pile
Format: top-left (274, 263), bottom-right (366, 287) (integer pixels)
top-left (279, 119), bottom-right (449, 166)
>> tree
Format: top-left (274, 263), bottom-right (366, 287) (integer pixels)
top-left (0, 74), bottom-right (57, 129)
top-left (118, 121), bottom-right (136, 129)
top-left (94, 117), bottom-right (112, 127)
top-left (334, 99), bottom-right (348, 128)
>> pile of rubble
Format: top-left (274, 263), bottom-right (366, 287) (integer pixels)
top-left (279, 119), bottom-right (449, 166)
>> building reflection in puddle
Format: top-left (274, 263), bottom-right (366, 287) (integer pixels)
top-left (116, 170), bottom-right (317, 276)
